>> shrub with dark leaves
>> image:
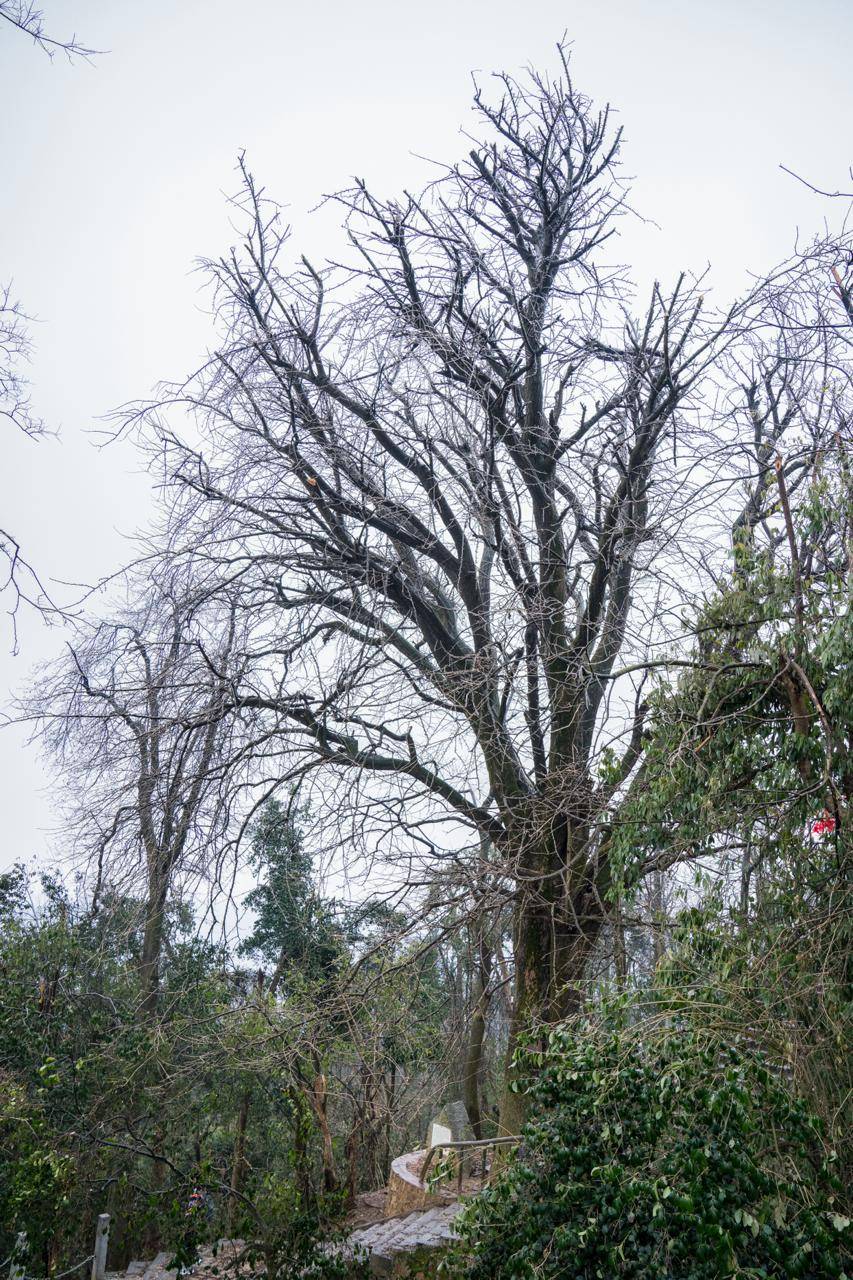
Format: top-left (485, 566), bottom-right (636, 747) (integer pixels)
top-left (453, 1020), bottom-right (850, 1279)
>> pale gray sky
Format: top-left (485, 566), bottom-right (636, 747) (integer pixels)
top-left (1, 0), bottom-right (851, 873)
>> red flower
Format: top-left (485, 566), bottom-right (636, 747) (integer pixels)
top-left (812, 813), bottom-right (836, 836)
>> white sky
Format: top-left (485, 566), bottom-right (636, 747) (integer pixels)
top-left (1, 0), bottom-right (851, 875)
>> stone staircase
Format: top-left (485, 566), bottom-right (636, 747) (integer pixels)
top-left (108, 1105), bottom-right (484, 1278)
top-left (112, 1217), bottom-right (462, 1280)
top-left (106, 1199), bottom-right (462, 1280)
top-left (344, 1203), bottom-right (462, 1277)
top-left (107, 1253), bottom-right (177, 1280)
top-left (108, 1252), bottom-right (183, 1280)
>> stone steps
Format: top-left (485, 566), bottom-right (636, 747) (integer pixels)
top-left (345, 1203), bottom-right (462, 1277)
top-left (139, 1253), bottom-right (176, 1280)
top-left (107, 1250), bottom-right (184, 1280)
top-left (111, 1198), bottom-right (462, 1278)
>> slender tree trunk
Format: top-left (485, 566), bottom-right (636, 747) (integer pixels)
top-left (345, 1118), bottom-right (361, 1206)
top-left (288, 1087), bottom-right (313, 1211)
top-left (651, 869), bottom-right (665, 969)
top-left (383, 1062), bottom-right (396, 1179)
top-left (613, 897), bottom-right (628, 991)
top-left (142, 1133), bottom-right (167, 1253)
top-left (139, 869), bottom-right (169, 1017)
top-left (462, 934), bottom-right (492, 1139)
top-left (304, 1056), bottom-right (338, 1193)
top-left (228, 1092), bottom-right (250, 1233)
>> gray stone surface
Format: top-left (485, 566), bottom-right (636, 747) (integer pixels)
top-left (427, 1100), bottom-right (473, 1147)
top-left (443, 1101), bottom-right (473, 1143)
top-left (346, 1203), bottom-right (462, 1276)
top-left (140, 1253), bottom-right (175, 1280)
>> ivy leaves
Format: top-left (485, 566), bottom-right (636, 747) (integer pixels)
top-left (454, 1020), bottom-right (851, 1279)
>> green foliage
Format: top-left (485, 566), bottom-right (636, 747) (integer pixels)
top-left (240, 798), bottom-right (344, 983)
top-left (454, 1017), bottom-right (851, 1279)
top-left (606, 455), bottom-right (852, 1175)
top-left (0, 866), bottom-right (233, 1266)
top-left (656, 876), bottom-right (852, 1163)
top-left (612, 453), bottom-right (851, 894)
top-left (0, 1073), bottom-right (74, 1262)
top-left (233, 1184), bottom-right (368, 1280)
top-left (0, 852), bottom-right (453, 1273)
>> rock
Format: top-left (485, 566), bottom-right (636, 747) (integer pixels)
top-left (426, 1100), bottom-right (473, 1151)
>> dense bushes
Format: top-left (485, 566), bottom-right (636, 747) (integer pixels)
top-left (455, 1019), bottom-right (851, 1279)
top-left (0, 860), bottom-right (446, 1276)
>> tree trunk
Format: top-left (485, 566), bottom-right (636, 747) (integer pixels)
top-left (288, 1087), bottom-right (313, 1211)
top-left (383, 1062), bottom-right (396, 1180)
top-left (462, 934), bottom-right (492, 1139)
top-left (139, 870), bottom-right (169, 1018)
top-left (345, 1119), bottom-right (361, 1206)
top-left (305, 1058), bottom-right (338, 1193)
top-left (228, 1092), bottom-right (250, 1233)
top-left (498, 891), bottom-right (600, 1134)
top-left (613, 897), bottom-right (628, 991)
top-left (142, 1133), bottom-right (167, 1254)
top-left (651, 869), bottom-right (665, 969)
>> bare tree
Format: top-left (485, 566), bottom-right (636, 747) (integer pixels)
top-left (1, 3), bottom-right (102, 640)
top-left (0, 287), bottom-right (60, 642)
top-left (131, 50), bottom-right (852, 1127)
top-left (21, 570), bottom-right (247, 1015)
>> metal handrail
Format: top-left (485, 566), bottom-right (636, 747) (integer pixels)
top-left (419, 1136), bottom-right (521, 1194)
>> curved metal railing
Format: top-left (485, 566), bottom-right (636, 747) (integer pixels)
top-left (419, 1136), bottom-right (521, 1195)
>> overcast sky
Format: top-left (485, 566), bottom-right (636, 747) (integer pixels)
top-left (1, 0), bottom-right (851, 875)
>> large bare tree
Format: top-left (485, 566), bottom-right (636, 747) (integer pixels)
top-left (133, 51), bottom-right (851, 1127)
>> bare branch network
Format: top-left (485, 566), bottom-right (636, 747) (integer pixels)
top-left (25, 48), bottom-right (853, 1132)
top-left (0, 1), bottom-right (101, 60)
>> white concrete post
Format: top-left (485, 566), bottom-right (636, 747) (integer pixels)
top-left (91, 1215), bottom-right (110, 1280)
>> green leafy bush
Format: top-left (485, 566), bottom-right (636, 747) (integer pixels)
top-left (454, 1021), bottom-right (850, 1279)
top-left (0, 1073), bottom-right (74, 1264)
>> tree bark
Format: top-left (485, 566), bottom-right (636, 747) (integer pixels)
top-left (228, 1092), bottom-right (250, 1233)
top-left (139, 869), bottom-right (169, 1018)
top-left (651, 869), bottom-right (665, 969)
top-left (306, 1061), bottom-right (338, 1194)
top-left (462, 933), bottom-right (492, 1139)
top-left (613, 897), bottom-right (628, 991)
top-left (383, 1062), bottom-right (396, 1180)
top-left (498, 886), bottom-right (601, 1133)
top-left (288, 1087), bottom-right (313, 1211)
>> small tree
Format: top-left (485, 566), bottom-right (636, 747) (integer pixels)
top-left (22, 572), bottom-right (246, 1016)
top-left (241, 798), bottom-right (343, 991)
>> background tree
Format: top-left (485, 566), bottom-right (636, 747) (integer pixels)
top-left (240, 797), bottom-right (344, 992)
top-left (20, 572), bottom-right (247, 1016)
